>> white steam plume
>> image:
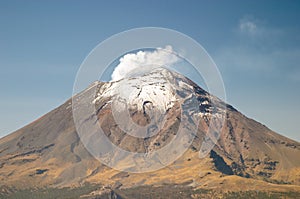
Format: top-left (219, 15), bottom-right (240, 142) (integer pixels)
top-left (111, 45), bottom-right (179, 81)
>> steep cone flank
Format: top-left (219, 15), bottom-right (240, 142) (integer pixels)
top-left (0, 68), bottom-right (300, 196)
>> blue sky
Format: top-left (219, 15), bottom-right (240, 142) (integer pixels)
top-left (0, 0), bottom-right (299, 141)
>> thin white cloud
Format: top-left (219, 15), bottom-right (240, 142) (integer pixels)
top-left (215, 15), bottom-right (300, 82)
top-left (214, 16), bottom-right (300, 142)
top-left (238, 16), bottom-right (285, 40)
top-left (238, 16), bottom-right (268, 37)
top-left (239, 20), bottom-right (257, 34)
top-left (111, 45), bottom-right (179, 81)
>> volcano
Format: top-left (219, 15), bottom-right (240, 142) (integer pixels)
top-left (0, 68), bottom-right (300, 198)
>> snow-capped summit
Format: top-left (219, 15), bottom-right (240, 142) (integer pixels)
top-left (92, 67), bottom-right (222, 117)
top-left (1, 66), bottom-right (300, 197)
top-left (94, 68), bottom-right (179, 112)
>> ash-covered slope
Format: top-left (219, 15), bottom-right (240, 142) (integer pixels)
top-left (0, 68), bottom-right (300, 194)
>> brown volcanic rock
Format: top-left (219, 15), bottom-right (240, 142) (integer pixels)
top-left (0, 68), bottom-right (300, 194)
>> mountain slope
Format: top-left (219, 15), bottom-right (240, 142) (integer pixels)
top-left (0, 68), bottom-right (300, 197)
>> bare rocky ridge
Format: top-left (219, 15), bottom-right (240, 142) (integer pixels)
top-left (0, 68), bottom-right (300, 197)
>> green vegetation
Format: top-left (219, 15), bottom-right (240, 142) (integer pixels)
top-left (223, 191), bottom-right (299, 199)
top-left (116, 186), bottom-right (300, 199)
top-left (115, 185), bottom-right (202, 199)
top-left (117, 188), bottom-right (300, 199)
top-left (1, 185), bottom-right (299, 199)
top-left (0, 184), bottom-right (98, 199)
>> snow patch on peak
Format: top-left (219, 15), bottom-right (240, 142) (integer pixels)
top-left (98, 68), bottom-right (179, 112)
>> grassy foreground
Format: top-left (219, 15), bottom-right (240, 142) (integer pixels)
top-left (0, 184), bottom-right (299, 199)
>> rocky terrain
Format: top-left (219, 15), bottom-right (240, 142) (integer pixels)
top-left (0, 68), bottom-right (300, 198)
